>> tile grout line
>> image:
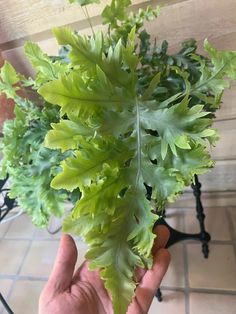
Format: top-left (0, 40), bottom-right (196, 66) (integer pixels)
top-left (1, 224), bottom-right (72, 313)
top-left (4, 227), bottom-right (38, 309)
top-left (0, 280), bottom-right (15, 314)
top-left (0, 219), bottom-right (18, 314)
top-left (3, 237), bottom-right (60, 242)
top-left (3, 237), bottom-right (236, 246)
top-left (183, 239), bottom-right (235, 245)
top-left (0, 218), bottom-right (14, 239)
top-left (0, 275), bottom-right (48, 281)
top-left (160, 286), bottom-right (236, 295)
top-left (168, 205), bottom-right (236, 210)
top-left (2, 274), bottom-right (236, 294)
top-left (225, 208), bottom-right (236, 259)
top-left (183, 208), bottom-right (191, 314)
top-left (1, 207), bottom-right (235, 313)
top-left (206, 240), bottom-right (233, 245)
top-left (3, 278), bottom-right (236, 295)
top-left (1, 225), bottom-right (60, 313)
top-left (183, 242), bottom-right (190, 314)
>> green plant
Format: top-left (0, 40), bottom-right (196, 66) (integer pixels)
top-left (1, 1), bottom-right (236, 313)
top-left (0, 57), bottom-right (72, 226)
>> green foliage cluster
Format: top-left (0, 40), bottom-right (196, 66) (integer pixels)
top-left (0, 57), bottom-right (70, 226)
top-left (1, 1), bottom-right (236, 313)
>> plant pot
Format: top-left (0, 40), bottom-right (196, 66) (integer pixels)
top-left (0, 52), bottom-right (15, 132)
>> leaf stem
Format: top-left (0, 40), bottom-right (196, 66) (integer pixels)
top-left (135, 98), bottom-right (142, 188)
top-left (191, 55), bottom-right (236, 93)
top-left (82, 6), bottom-right (95, 37)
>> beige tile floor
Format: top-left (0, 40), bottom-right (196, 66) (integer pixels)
top-left (0, 206), bottom-right (236, 314)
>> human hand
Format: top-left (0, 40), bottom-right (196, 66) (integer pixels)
top-left (39, 225), bottom-right (170, 314)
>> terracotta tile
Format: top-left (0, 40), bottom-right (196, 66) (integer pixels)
top-left (33, 213), bottom-right (72, 240)
top-left (0, 221), bottom-right (11, 238)
top-left (165, 208), bottom-right (185, 232)
top-left (187, 243), bottom-right (236, 290)
top-left (46, 215), bottom-right (64, 235)
top-left (172, 192), bottom-right (236, 208)
top-left (0, 279), bottom-right (13, 313)
top-left (0, 279), bottom-right (12, 298)
top-left (20, 240), bottom-right (59, 278)
top-left (4, 214), bottom-right (36, 239)
top-left (168, 192), bottom-right (195, 208)
top-left (161, 243), bottom-right (185, 288)
top-left (184, 207), bottom-right (231, 241)
top-left (190, 293), bottom-right (236, 314)
top-left (0, 240), bottom-right (29, 275)
top-left (149, 291), bottom-right (185, 314)
top-left (7, 280), bottom-right (45, 314)
top-left (33, 227), bottom-right (61, 240)
top-left (229, 207), bottom-right (236, 238)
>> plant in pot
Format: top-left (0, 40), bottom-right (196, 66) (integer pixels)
top-left (1, 0), bottom-right (236, 313)
top-left (0, 57), bottom-right (73, 225)
top-left (0, 53), bottom-right (15, 132)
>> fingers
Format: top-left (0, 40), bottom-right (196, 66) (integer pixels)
top-left (46, 234), bottom-right (78, 294)
top-left (152, 225), bottom-right (170, 255)
top-left (133, 248), bottom-right (171, 313)
top-left (134, 225), bottom-right (170, 284)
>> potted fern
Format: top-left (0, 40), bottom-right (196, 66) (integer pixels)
top-left (1, 0), bottom-right (236, 313)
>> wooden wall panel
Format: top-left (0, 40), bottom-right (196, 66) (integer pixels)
top-left (193, 160), bottom-right (236, 192)
top-left (211, 120), bottom-right (236, 161)
top-left (182, 161), bottom-right (236, 193)
top-left (146, 0), bottom-right (236, 49)
top-left (203, 31), bottom-right (236, 52)
top-left (170, 191), bottom-right (236, 208)
top-left (1, 0), bottom-right (236, 50)
top-left (2, 0), bottom-right (236, 75)
top-left (0, 0), bottom-right (108, 45)
top-left (0, 0), bottom-right (150, 46)
top-left (2, 37), bottom-right (60, 76)
top-left (216, 86), bottom-right (236, 121)
top-left (1, 24), bottom-right (107, 75)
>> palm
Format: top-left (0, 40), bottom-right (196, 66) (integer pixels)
top-left (39, 227), bottom-right (170, 314)
top-left (51, 262), bottom-right (113, 314)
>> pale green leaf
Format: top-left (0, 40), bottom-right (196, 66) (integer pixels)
top-left (175, 134), bottom-right (191, 149)
top-left (38, 69), bottom-right (130, 118)
top-left (51, 139), bottom-right (134, 192)
top-left (69, 0), bottom-right (100, 5)
top-left (24, 41), bottom-right (68, 86)
top-left (0, 62), bottom-right (19, 85)
top-left (191, 40), bottom-right (236, 105)
top-left (142, 72), bottom-right (161, 100)
top-left (45, 119), bottom-right (94, 152)
top-left (102, 0), bottom-right (131, 27)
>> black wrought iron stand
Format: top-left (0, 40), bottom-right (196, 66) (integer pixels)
top-left (0, 174), bottom-right (16, 223)
top-left (154, 174), bottom-right (211, 301)
top-left (0, 174), bottom-right (211, 305)
top-left (0, 175), bottom-right (16, 313)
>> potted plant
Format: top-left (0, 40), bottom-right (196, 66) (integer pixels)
top-left (0, 53), bottom-right (15, 131)
top-left (1, 0), bottom-right (236, 313)
top-left (0, 57), bottom-right (73, 225)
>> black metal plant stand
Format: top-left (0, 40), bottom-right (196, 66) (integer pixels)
top-left (0, 176), bottom-right (17, 314)
top-left (154, 174), bottom-right (211, 302)
top-left (0, 174), bottom-right (211, 305)
top-left (0, 174), bottom-right (16, 223)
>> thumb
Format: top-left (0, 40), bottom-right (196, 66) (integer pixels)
top-left (134, 248), bottom-right (170, 312)
top-left (47, 234), bottom-right (78, 293)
